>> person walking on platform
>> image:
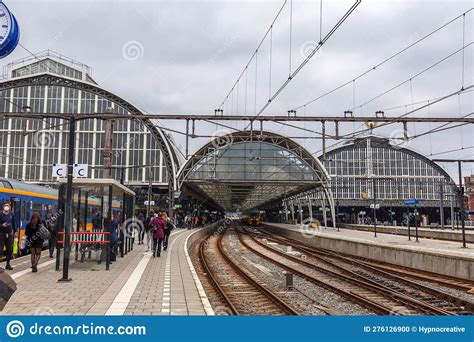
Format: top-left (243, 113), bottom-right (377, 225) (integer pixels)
top-left (150, 211), bottom-right (165, 257)
top-left (137, 213), bottom-right (145, 245)
top-left (44, 213), bottom-right (57, 258)
top-left (25, 212), bottom-right (45, 272)
top-left (103, 212), bottom-right (119, 262)
top-left (92, 211), bottom-right (102, 232)
top-left (0, 202), bottom-right (17, 270)
top-left (145, 213), bottom-right (154, 251)
top-left (163, 213), bottom-right (175, 251)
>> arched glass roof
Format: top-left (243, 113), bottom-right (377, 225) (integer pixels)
top-left (187, 142), bottom-right (320, 182)
top-left (178, 131), bottom-right (332, 211)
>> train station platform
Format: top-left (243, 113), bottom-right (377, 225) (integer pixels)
top-left (0, 228), bottom-right (214, 316)
top-left (339, 223), bottom-right (474, 243)
top-left (262, 222), bottom-right (474, 280)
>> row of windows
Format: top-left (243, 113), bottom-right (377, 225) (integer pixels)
top-left (330, 178), bottom-right (454, 201)
top-left (325, 146), bottom-right (446, 178)
top-left (12, 59), bottom-right (83, 81)
top-left (0, 85), bottom-right (170, 184)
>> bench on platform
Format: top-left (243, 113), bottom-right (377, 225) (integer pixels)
top-left (57, 231), bottom-right (110, 264)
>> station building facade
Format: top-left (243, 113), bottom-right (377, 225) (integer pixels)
top-left (320, 136), bottom-right (458, 226)
top-left (0, 51), bottom-right (180, 207)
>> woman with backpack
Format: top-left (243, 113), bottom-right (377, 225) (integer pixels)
top-left (25, 212), bottom-right (46, 272)
top-left (150, 211), bottom-right (165, 257)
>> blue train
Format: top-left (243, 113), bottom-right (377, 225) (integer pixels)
top-left (0, 178), bottom-right (110, 256)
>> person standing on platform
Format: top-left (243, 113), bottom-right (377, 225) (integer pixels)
top-left (25, 212), bottom-right (45, 272)
top-left (103, 211), bottom-right (119, 262)
top-left (145, 213), bottom-right (154, 251)
top-left (150, 211), bottom-right (165, 257)
top-left (137, 213), bottom-right (145, 245)
top-left (163, 213), bottom-right (175, 251)
top-left (92, 211), bottom-right (102, 232)
top-left (0, 202), bottom-right (17, 270)
top-left (110, 213), bottom-right (119, 262)
top-left (44, 213), bottom-right (57, 258)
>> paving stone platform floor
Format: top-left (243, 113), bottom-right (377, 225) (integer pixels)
top-left (0, 228), bottom-right (213, 316)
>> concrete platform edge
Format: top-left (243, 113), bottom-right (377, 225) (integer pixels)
top-left (263, 223), bottom-right (474, 280)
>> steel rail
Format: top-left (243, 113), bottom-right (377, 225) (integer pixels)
top-left (238, 227), bottom-right (456, 315)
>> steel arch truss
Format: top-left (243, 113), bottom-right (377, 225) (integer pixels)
top-left (0, 73), bottom-right (179, 191)
top-left (177, 130), bottom-right (335, 214)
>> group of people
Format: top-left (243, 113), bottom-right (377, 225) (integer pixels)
top-left (0, 202), bottom-right (57, 272)
top-left (143, 211), bottom-right (175, 257)
top-left (176, 213), bottom-right (213, 229)
top-left (0, 201), bottom-right (215, 272)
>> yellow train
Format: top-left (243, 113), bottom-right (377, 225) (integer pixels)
top-left (0, 178), bottom-right (120, 256)
top-left (242, 209), bottom-right (262, 226)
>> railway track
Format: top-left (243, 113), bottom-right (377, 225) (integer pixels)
top-left (253, 226), bottom-right (474, 293)
top-left (198, 229), bottom-right (300, 316)
top-left (249, 228), bottom-right (474, 315)
top-left (238, 226), bottom-right (471, 315)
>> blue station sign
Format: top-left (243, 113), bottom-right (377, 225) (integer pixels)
top-left (404, 199), bottom-right (419, 205)
top-left (0, 1), bottom-right (20, 59)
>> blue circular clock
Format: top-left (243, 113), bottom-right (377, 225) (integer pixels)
top-left (0, 1), bottom-right (20, 59)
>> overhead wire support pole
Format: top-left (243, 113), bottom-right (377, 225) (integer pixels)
top-left (289, 0), bottom-right (293, 76)
top-left (461, 13), bottom-right (466, 90)
top-left (319, 0), bottom-right (323, 43)
top-left (185, 119), bottom-right (189, 158)
top-left (269, 25), bottom-right (273, 101)
top-left (322, 121), bottom-right (326, 160)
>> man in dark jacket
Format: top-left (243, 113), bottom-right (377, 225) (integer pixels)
top-left (0, 202), bottom-right (17, 270)
top-left (163, 216), bottom-right (174, 251)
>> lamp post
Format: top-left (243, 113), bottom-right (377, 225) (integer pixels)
top-left (372, 177), bottom-right (377, 238)
top-left (59, 115), bottom-right (75, 282)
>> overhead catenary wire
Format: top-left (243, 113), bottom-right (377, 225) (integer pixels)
top-left (291, 8), bottom-right (474, 111)
top-left (218, 0), bottom-right (289, 111)
top-left (429, 145), bottom-right (474, 157)
top-left (311, 86), bottom-right (474, 155)
top-left (252, 0), bottom-right (361, 119)
top-left (351, 42), bottom-right (473, 111)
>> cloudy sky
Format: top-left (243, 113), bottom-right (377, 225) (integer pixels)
top-left (4, 0), bottom-right (473, 179)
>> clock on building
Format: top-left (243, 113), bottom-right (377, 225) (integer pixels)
top-left (0, 1), bottom-right (19, 59)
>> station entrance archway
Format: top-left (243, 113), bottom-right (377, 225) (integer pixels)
top-left (178, 130), bottom-right (335, 225)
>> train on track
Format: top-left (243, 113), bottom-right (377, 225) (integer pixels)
top-left (0, 178), bottom-right (119, 256)
top-left (241, 209), bottom-right (262, 226)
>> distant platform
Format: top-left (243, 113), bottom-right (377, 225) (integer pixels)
top-left (339, 223), bottom-right (474, 243)
top-left (0, 229), bottom-right (213, 316)
top-left (262, 222), bottom-right (474, 280)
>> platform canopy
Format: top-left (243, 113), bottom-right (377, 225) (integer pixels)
top-left (58, 178), bottom-right (135, 196)
top-left (177, 130), bottom-right (334, 211)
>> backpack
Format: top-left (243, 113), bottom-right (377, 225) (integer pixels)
top-left (149, 218), bottom-right (158, 233)
top-left (165, 220), bottom-right (174, 231)
top-left (39, 224), bottom-right (51, 240)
